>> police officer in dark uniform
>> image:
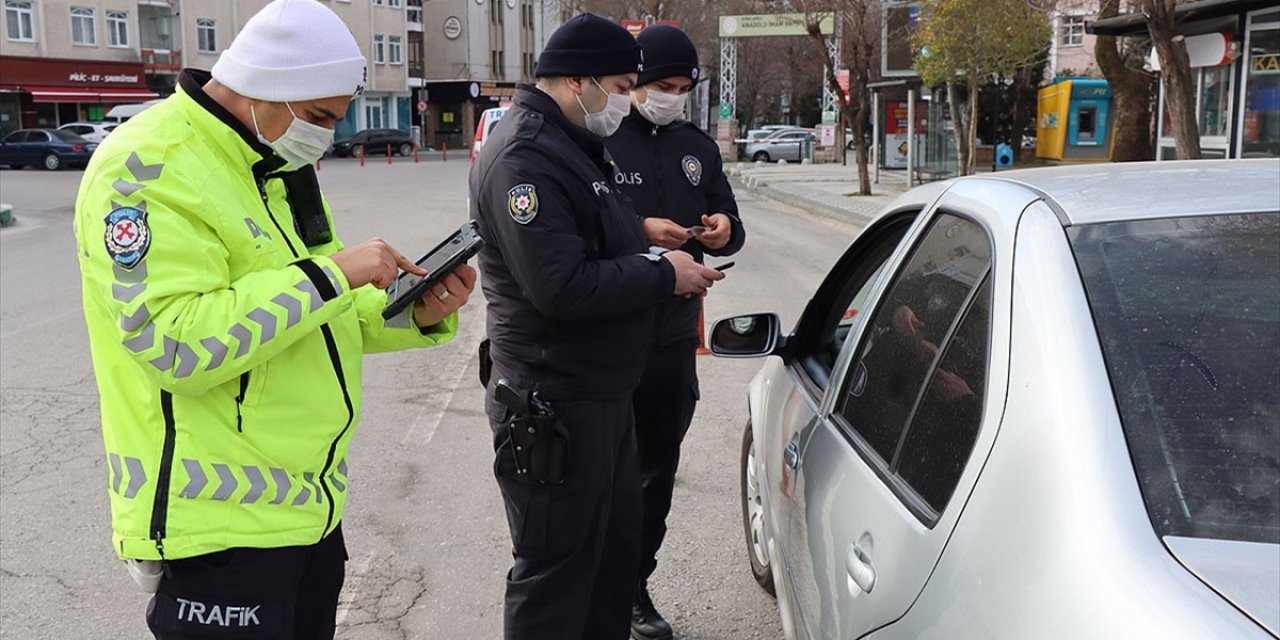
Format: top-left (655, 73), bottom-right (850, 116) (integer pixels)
top-left (469, 13), bottom-right (725, 640)
top-left (605, 25), bottom-right (746, 640)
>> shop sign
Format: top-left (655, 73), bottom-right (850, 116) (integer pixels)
top-left (1253, 53), bottom-right (1279, 74)
top-left (719, 13), bottom-right (833, 38)
top-left (0, 55), bottom-right (149, 88)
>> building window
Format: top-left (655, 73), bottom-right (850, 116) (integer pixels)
top-left (5, 1), bottom-right (34, 42)
top-left (366, 98), bottom-right (384, 129)
top-left (374, 34), bottom-right (386, 64)
top-left (388, 0), bottom-right (401, 6)
top-left (373, 0), bottom-right (383, 5)
top-left (1241, 21), bottom-right (1280, 158)
top-left (388, 35), bottom-right (402, 64)
top-left (106, 10), bottom-right (128, 48)
top-left (407, 6), bottom-right (422, 23)
top-left (1059, 15), bottom-right (1085, 47)
top-left (196, 18), bottom-right (217, 53)
top-left (71, 7), bottom-right (96, 46)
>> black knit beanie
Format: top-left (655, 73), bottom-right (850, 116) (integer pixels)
top-left (636, 25), bottom-right (700, 87)
top-left (535, 13), bottom-right (643, 78)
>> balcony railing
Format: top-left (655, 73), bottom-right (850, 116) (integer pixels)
top-left (141, 48), bottom-right (182, 74)
top-left (407, 6), bottom-right (423, 28)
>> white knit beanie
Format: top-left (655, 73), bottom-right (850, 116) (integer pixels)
top-left (211, 0), bottom-right (366, 102)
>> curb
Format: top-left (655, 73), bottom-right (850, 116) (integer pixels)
top-left (732, 177), bottom-right (881, 229)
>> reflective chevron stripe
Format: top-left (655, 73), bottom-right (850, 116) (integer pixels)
top-left (271, 293), bottom-right (303, 329)
top-left (245, 308), bottom-right (277, 345)
top-left (109, 453), bottom-right (124, 493)
top-left (126, 152), bottom-right (164, 181)
top-left (329, 458), bottom-right (349, 492)
top-left (228, 323), bottom-right (253, 358)
top-left (174, 460), bottom-right (321, 507)
top-left (200, 336), bottom-right (229, 371)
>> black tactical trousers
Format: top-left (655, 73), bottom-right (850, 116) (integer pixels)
top-left (633, 339), bottom-right (700, 586)
top-left (146, 524), bottom-right (347, 639)
top-left (486, 383), bottom-right (642, 640)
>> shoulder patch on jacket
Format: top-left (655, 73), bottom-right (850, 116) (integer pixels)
top-left (104, 206), bottom-right (151, 270)
top-left (508, 184), bottom-right (539, 224)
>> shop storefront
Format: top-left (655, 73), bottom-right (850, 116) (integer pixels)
top-left (1092, 0), bottom-right (1279, 160)
top-left (0, 56), bottom-right (157, 136)
top-left (419, 80), bottom-right (516, 150)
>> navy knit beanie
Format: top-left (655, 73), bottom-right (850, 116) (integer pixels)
top-left (535, 13), bottom-right (643, 78)
top-left (636, 25), bottom-right (700, 87)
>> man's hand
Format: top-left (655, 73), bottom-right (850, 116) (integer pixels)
top-left (413, 264), bottom-right (478, 329)
top-left (663, 250), bottom-right (724, 298)
top-left (643, 218), bottom-right (693, 250)
top-left (330, 238), bottom-right (422, 290)
top-left (696, 213), bottom-right (733, 250)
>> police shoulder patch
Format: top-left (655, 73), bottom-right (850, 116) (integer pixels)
top-left (681, 155), bottom-right (703, 187)
top-left (508, 183), bottom-right (539, 224)
top-left (104, 206), bottom-right (151, 270)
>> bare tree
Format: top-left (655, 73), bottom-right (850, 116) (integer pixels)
top-left (1141, 0), bottom-right (1200, 158)
top-left (797, 0), bottom-right (881, 195)
top-left (1094, 0), bottom-right (1156, 161)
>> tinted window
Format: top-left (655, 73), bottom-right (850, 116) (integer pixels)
top-left (1071, 213), bottom-right (1279, 544)
top-left (896, 276), bottom-right (992, 513)
top-left (51, 130), bottom-right (84, 142)
top-left (28, 131), bottom-right (51, 142)
top-left (838, 214), bottom-right (993, 463)
top-left (4, 131), bottom-right (27, 143)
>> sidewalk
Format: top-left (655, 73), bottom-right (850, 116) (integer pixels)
top-left (728, 161), bottom-right (912, 228)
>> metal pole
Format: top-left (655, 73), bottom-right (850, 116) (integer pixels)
top-left (873, 91), bottom-right (880, 184)
top-left (907, 89), bottom-right (915, 187)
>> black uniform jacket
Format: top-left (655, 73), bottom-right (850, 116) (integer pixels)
top-left (470, 86), bottom-right (676, 400)
top-left (606, 109), bottom-right (745, 345)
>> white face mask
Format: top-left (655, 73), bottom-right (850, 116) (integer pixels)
top-left (637, 89), bottom-right (687, 126)
top-left (575, 77), bottom-right (631, 138)
top-left (252, 102), bottom-right (334, 170)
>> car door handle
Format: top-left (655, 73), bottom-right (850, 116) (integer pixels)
top-left (845, 542), bottom-right (876, 594)
top-left (783, 437), bottom-right (801, 470)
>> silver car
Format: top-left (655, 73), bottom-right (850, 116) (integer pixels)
top-left (710, 160), bottom-right (1280, 639)
top-left (746, 129), bottom-right (815, 163)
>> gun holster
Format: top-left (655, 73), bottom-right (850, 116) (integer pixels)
top-left (495, 379), bottom-right (568, 484)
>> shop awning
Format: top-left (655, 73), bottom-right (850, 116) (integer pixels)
top-left (18, 85), bottom-right (158, 103)
top-left (1088, 0), bottom-right (1276, 36)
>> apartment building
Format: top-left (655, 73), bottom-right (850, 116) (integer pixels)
top-left (1050, 0), bottom-right (1101, 79)
top-left (418, 0), bottom-right (561, 149)
top-left (1, 0), bottom-right (159, 132)
top-left (2, 0), bottom-right (416, 139)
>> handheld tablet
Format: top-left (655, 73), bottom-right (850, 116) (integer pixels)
top-left (382, 220), bottom-right (484, 321)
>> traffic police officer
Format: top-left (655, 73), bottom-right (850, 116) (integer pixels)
top-left (604, 25), bottom-right (746, 640)
top-left (74, 1), bottom-right (475, 637)
top-left (469, 13), bottom-right (724, 640)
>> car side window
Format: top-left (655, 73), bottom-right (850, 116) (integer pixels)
top-left (837, 213), bottom-right (993, 465)
top-left (793, 213), bottom-right (916, 393)
top-left (30, 131), bottom-right (50, 142)
top-left (4, 131), bottom-right (26, 143)
top-left (895, 275), bottom-right (992, 514)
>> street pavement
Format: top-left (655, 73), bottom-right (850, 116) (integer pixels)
top-left (0, 155), bottom-right (880, 639)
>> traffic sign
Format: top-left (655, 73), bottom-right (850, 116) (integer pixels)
top-left (417, 100), bottom-right (428, 113)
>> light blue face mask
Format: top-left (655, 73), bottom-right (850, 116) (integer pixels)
top-left (576, 77), bottom-right (631, 137)
top-left (252, 102), bottom-right (334, 170)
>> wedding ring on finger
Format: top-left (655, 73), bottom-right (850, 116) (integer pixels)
top-left (435, 288), bottom-right (451, 302)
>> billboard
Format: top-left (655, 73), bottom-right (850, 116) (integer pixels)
top-left (882, 2), bottom-right (921, 77)
top-left (719, 13), bottom-right (834, 38)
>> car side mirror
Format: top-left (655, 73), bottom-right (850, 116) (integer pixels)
top-left (709, 313), bottom-right (783, 358)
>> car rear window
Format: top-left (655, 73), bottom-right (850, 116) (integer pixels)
top-left (52, 130), bottom-right (85, 142)
top-left (1070, 213), bottom-right (1279, 544)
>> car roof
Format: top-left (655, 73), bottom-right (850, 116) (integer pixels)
top-left (984, 159), bottom-right (1280, 225)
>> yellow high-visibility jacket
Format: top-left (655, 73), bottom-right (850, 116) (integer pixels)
top-left (74, 70), bottom-right (456, 561)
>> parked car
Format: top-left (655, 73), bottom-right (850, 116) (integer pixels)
top-left (58, 121), bottom-right (117, 143)
top-left (710, 160), bottom-right (1279, 639)
top-left (471, 106), bottom-right (510, 162)
top-left (736, 125), bottom-right (801, 144)
top-left (745, 129), bottom-right (816, 162)
top-left (329, 128), bottom-right (416, 158)
top-left (0, 128), bottom-right (98, 170)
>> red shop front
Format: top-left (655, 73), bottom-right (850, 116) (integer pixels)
top-left (0, 56), bottom-right (158, 134)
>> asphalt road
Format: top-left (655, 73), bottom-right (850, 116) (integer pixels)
top-left (0, 156), bottom-right (859, 639)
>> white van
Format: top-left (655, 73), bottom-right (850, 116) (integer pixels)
top-left (104, 99), bottom-right (165, 124)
